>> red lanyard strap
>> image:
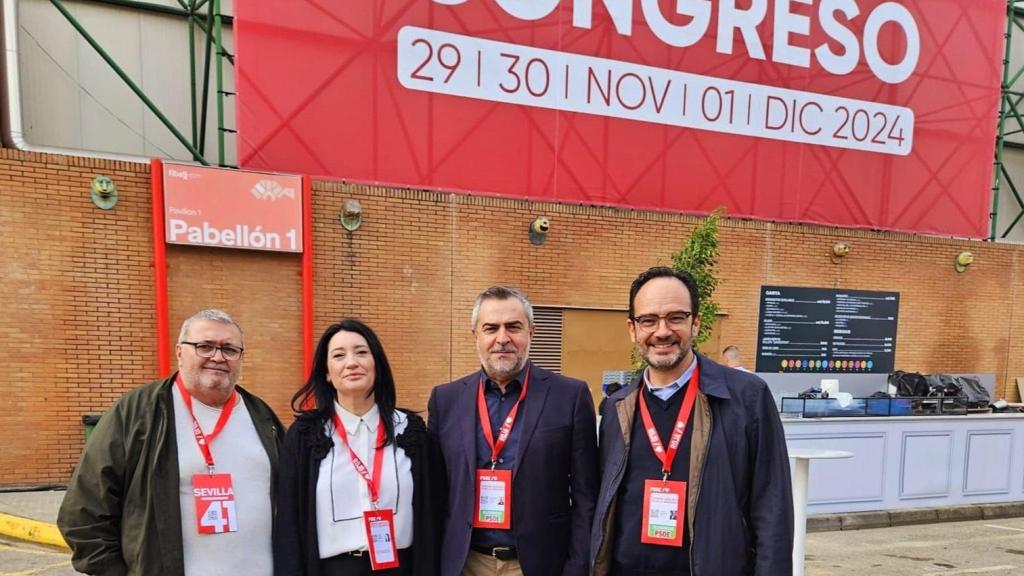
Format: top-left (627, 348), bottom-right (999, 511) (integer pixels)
top-left (333, 410), bottom-right (387, 506)
top-left (175, 374), bottom-right (238, 471)
top-left (637, 363), bottom-right (700, 481)
top-left (476, 370), bottom-right (530, 468)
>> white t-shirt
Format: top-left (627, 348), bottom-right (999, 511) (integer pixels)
top-left (174, 386), bottom-right (273, 576)
top-left (316, 403), bottom-right (413, 558)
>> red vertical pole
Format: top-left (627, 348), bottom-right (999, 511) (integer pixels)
top-left (302, 175), bottom-right (314, 378)
top-left (151, 159), bottom-right (171, 376)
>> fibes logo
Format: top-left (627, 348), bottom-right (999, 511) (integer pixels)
top-left (168, 169), bottom-right (200, 181)
top-left (251, 179), bottom-right (296, 201)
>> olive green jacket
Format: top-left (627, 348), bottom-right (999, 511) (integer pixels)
top-left (57, 374), bottom-right (284, 576)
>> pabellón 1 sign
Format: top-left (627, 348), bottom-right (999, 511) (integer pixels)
top-left (163, 163), bottom-right (303, 253)
top-left (755, 285), bottom-right (899, 373)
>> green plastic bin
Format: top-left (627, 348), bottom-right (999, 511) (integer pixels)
top-left (82, 414), bottom-right (102, 442)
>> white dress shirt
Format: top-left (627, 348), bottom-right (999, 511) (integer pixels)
top-left (315, 402), bottom-right (413, 558)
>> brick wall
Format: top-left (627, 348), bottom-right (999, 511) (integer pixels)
top-left (0, 151), bottom-right (154, 485)
top-left (1, 148), bottom-right (1021, 486)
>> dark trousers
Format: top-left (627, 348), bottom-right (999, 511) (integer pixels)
top-left (320, 547), bottom-right (414, 575)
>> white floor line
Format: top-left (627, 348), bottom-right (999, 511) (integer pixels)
top-left (984, 524), bottom-right (1024, 533)
top-left (921, 566), bottom-right (1016, 576)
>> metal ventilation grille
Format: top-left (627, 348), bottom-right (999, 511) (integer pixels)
top-left (531, 307), bottom-right (563, 373)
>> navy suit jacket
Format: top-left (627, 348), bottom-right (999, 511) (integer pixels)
top-left (427, 363), bottom-right (598, 576)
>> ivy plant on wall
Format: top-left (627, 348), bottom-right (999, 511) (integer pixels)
top-left (671, 208), bottom-right (722, 348)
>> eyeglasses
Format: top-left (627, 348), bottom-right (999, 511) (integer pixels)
top-left (631, 311), bottom-right (693, 332)
top-left (181, 341), bottom-right (244, 360)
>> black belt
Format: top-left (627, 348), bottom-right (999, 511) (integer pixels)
top-left (471, 545), bottom-right (518, 561)
top-left (341, 549), bottom-right (366, 558)
top-left (322, 547), bottom-right (412, 568)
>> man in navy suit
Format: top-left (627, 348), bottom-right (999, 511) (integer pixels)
top-left (428, 286), bottom-right (598, 576)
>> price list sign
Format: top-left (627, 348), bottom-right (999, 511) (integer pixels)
top-left (755, 286), bottom-right (899, 373)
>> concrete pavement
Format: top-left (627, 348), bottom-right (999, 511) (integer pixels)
top-left (0, 536), bottom-right (74, 576)
top-left (1, 514), bottom-right (1021, 575)
top-left (1, 488), bottom-right (1024, 575)
top-left (0, 490), bottom-right (68, 550)
top-left (806, 515), bottom-right (1024, 575)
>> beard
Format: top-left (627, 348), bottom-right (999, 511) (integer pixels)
top-left (482, 345), bottom-right (530, 382)
top-left (639, 337), bottom-right (690, 371)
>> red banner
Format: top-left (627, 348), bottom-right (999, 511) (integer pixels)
top-left (235, 1), bottom-right (1004, 238)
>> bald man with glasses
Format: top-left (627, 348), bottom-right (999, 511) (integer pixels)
top-left (59, 309), bottom-right (284, 576)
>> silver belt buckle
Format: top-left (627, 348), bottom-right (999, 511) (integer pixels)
top-left (492, 546), bottom-right (510, 558)
top-left (350, 549), bottom-right (365, 557)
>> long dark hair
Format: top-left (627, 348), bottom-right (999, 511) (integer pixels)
top-left (291, 318), bottom-right (397, 447)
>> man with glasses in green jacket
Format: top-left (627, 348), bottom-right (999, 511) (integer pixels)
top-left (58, 309), bottom-right (284, 576)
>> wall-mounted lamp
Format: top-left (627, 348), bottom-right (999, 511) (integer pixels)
top-left (830, 242), bottom-right (850, 264)
top-left (340, 199), bottom-right (363, 232)
top-left (529, 216), bottom-right (550, 245)
top-left (90, 176), bottom-right (118, 210)
top-left (954, 251), bottom-right (974, 273)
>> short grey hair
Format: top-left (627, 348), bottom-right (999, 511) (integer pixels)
top-left (470, 286), bottom-right (534, 329)
top-left (178, 309), bottom-right (244, 345)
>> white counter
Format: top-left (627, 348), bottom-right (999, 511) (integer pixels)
top-left (783, 413), bottom-right (1024, 514)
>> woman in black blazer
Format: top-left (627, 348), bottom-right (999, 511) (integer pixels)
top-left (274, 319), bottom-right (440, 576)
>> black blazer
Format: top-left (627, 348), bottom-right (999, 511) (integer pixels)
top-left (427, 363), bottom-right (598, 576)
top-left (273, 408), bottom-right (441, 576)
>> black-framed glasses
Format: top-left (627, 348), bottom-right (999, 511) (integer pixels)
top-left (631, 311), bottom-right (693, 332)
top-left (181, 341), bottom-right (244, 360)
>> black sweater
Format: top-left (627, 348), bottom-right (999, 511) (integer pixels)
top-left (611, 386), bottom-right (694, 575)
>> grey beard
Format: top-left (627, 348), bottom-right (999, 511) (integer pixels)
top-left (644, 347), bottom-right (685, 371)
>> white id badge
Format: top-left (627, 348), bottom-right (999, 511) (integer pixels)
top-left (363, 509), bottom-right (399, 570)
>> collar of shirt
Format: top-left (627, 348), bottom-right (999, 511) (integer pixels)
top-left (482, 363), bottom-right (530, 396)
top-left (643, 355), bottom-right (698, 401)
top-left (334, 401), bottom-right (379, 436)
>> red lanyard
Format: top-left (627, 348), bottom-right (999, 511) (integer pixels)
top-left (332, 410), bottom-right (387, 506)
top-left (476, 370), bottom-right (530, 468)
top-left (637, 363), bottom-right (700, 481)
top-left (175, 374), bottom-right (238, 471)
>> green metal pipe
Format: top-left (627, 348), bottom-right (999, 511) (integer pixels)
top-left (48, 0), bottom-right (209, 164)
top-left (84, 0), bottom-right (233, 42)
top-left (198, 0), bottom-right (213, 156)
top-left (991, 0), bottom-right (1015, 240)
top-left (1007, 91), bottom-right (1024, 133)
top-left (197, 25), bottom-right (211, 153)
top-left (82, 0), bottom-right (232, 24)
top-left (188, 8), bottom-right (198, 159)
top-left (1001, 166), bottom-right (1024, 237)
top-left (213, 0), bottom-right (227, 166)
top-left (1007, 62), bottom-right (1024, 88)
top-left (1002, 162), bottom-right (1024, 208)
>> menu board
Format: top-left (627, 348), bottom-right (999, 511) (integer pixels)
top-left (755, 286), bottom-right (899, 373)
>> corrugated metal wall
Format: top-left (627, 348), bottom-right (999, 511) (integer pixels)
top-left (14, 0), bottom-right (235, 163)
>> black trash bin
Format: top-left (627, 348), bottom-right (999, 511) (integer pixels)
top-left (82, 414), bottom-right (102, 442)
